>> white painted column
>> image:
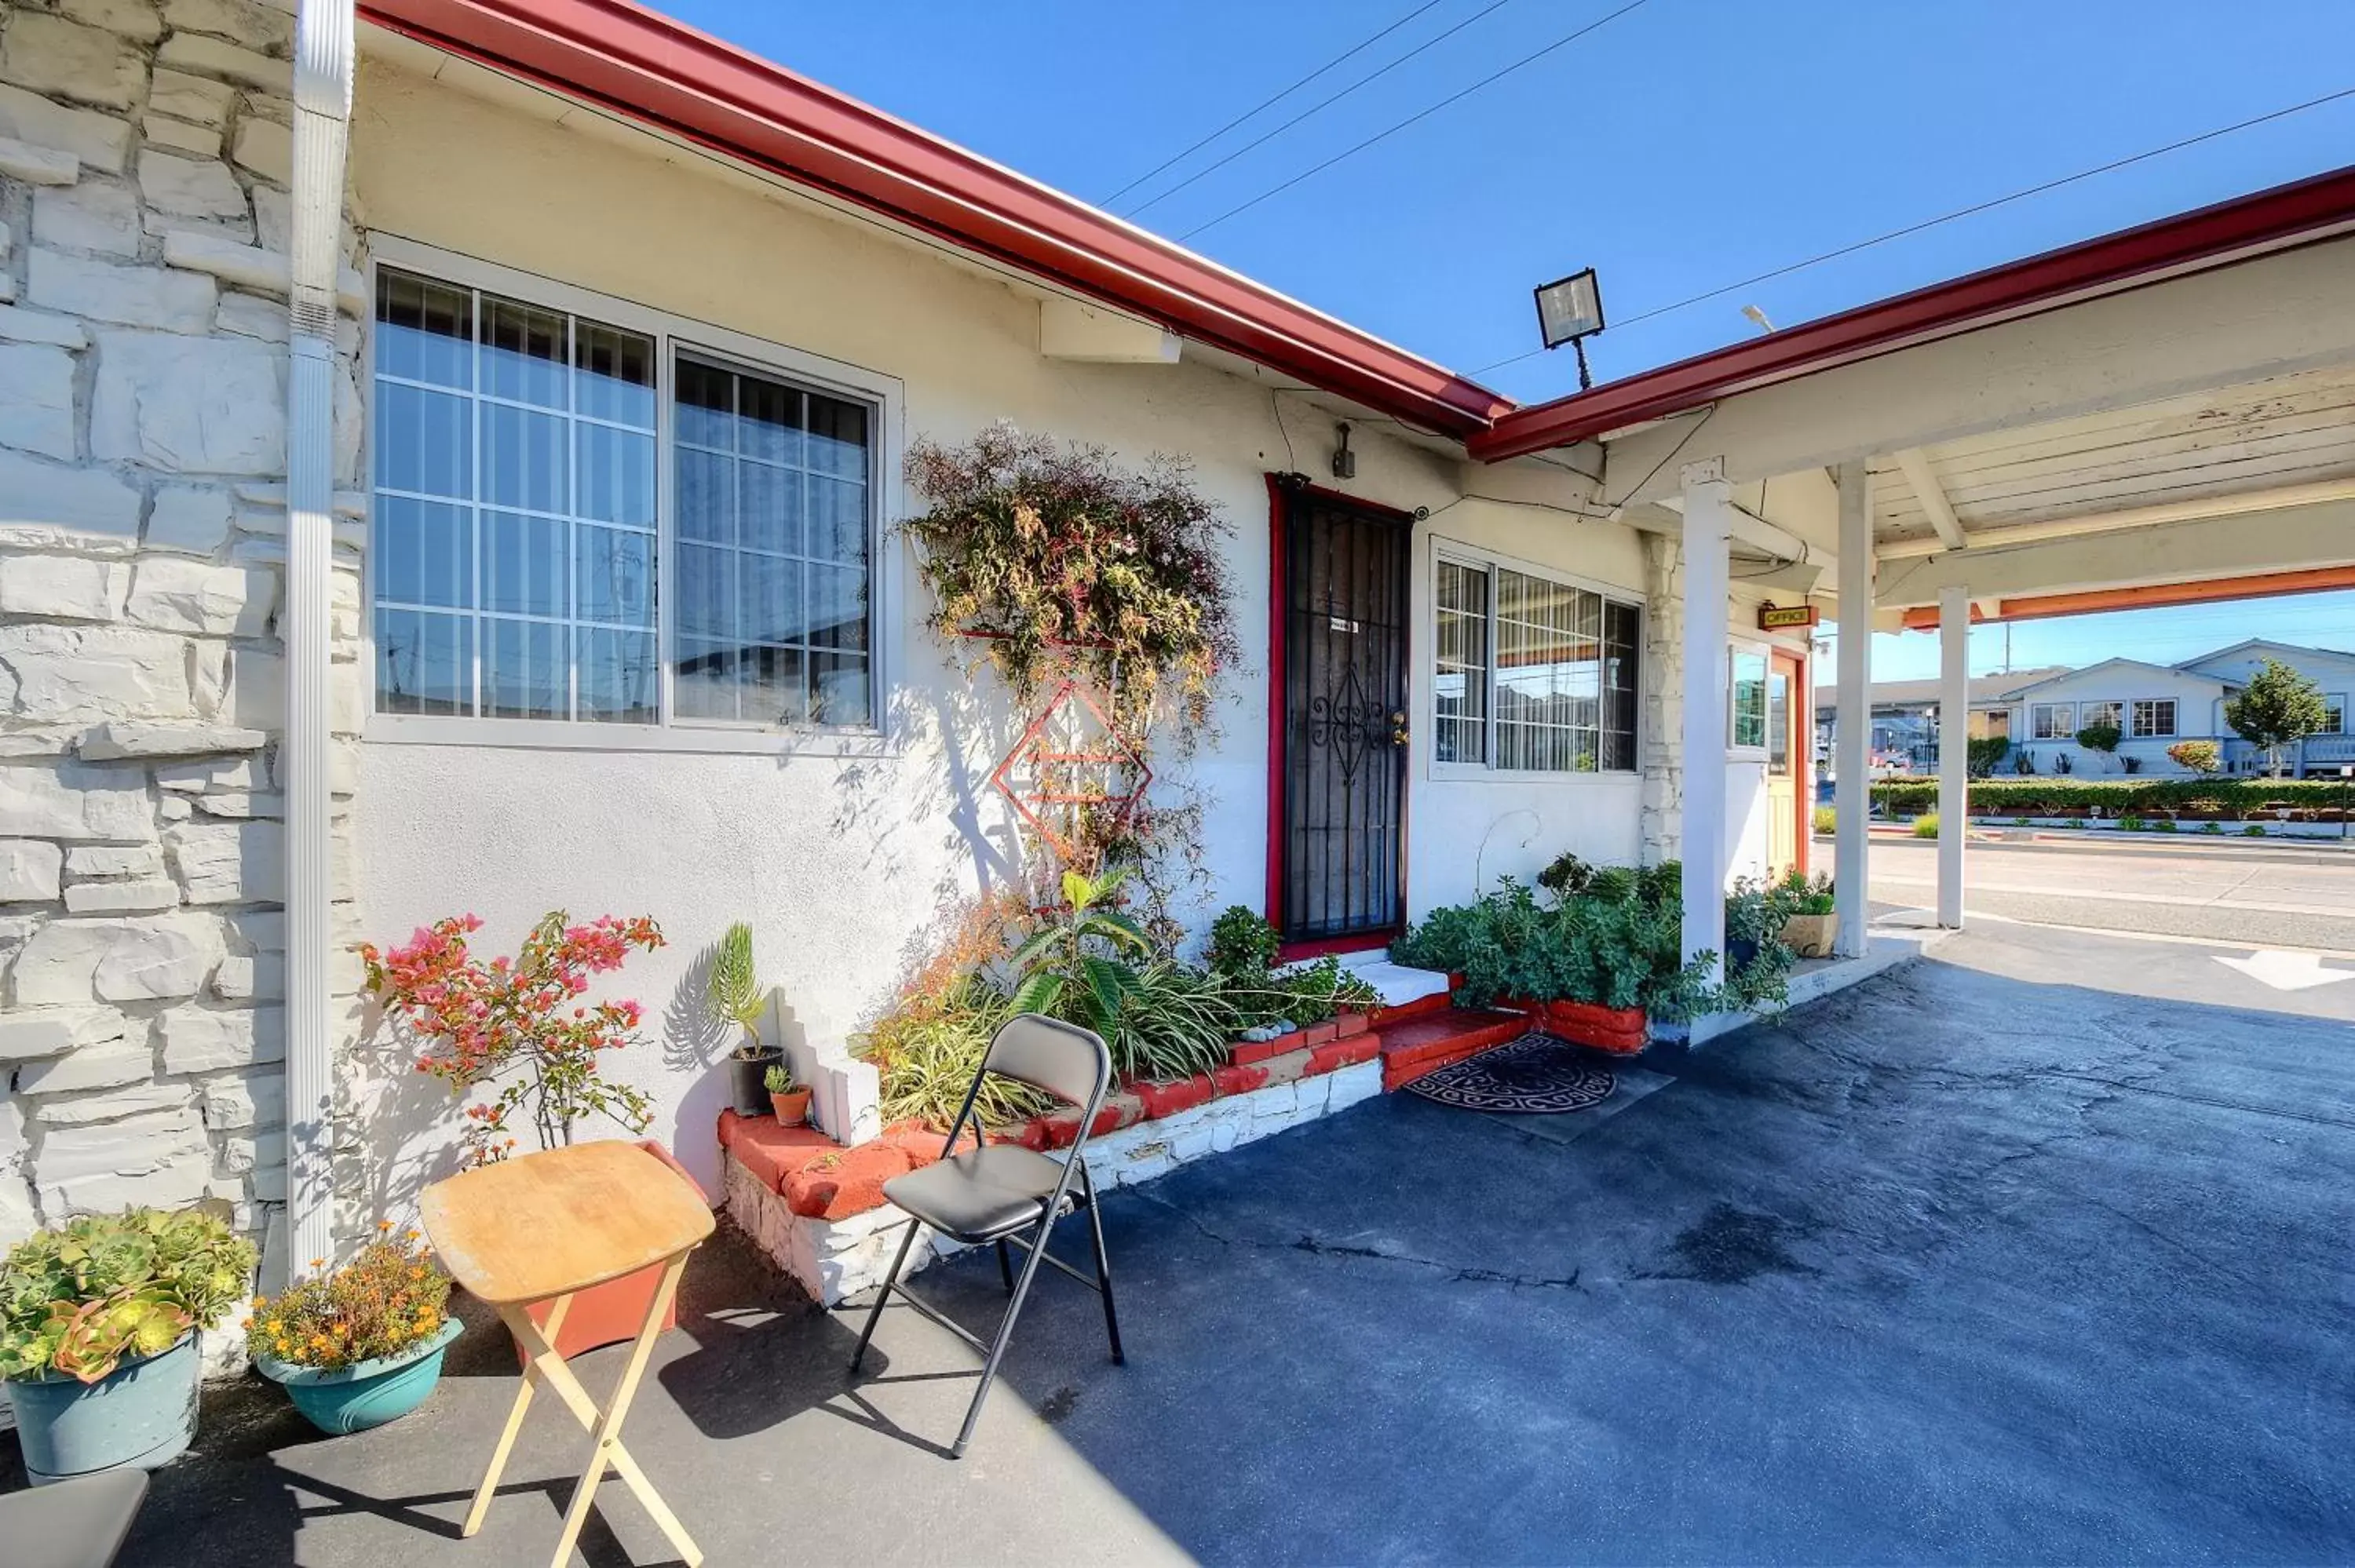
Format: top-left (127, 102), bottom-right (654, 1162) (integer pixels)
top-left (1937, 583), bottom-right (1969, 927)
top-left (1833, 465), bottom-right (1872, 957)
top-left (1678, 462), bottom-right (1733, 979)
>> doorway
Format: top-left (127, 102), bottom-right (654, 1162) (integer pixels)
top-left (1766, 649), bottom-right (1807, 881)
top-left (1269, 483), bottom-right (1411, 950)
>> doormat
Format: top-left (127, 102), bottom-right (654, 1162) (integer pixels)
top-left (1404, 1034), bottom-right (1618, 1114)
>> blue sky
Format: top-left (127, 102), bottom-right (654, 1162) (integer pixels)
top-left (664, 0), bottom-right (2355, 680)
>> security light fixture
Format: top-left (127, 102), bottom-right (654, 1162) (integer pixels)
top-left (1533, 268), bottom-right (1605, 391)
top-left (1331, 421), bottom-right (1356, 480)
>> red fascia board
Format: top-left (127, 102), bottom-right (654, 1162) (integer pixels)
top-left (356, 0), bottom-right (1513, 438)
top-left (1470, 162), bottom-right (2355, 462)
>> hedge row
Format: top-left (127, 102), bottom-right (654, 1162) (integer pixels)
top-left (1869, 778), bottom-right (2351, 818)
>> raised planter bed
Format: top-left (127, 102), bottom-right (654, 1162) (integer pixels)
top-left (1499, 997), bottom-right (1648, 1054)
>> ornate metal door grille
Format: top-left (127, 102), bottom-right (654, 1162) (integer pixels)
top-left (1279, 489), bottom-right (1409, 943)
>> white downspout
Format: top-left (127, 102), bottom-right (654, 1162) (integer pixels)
top-left (285, 0), bottom-right (355, 1279)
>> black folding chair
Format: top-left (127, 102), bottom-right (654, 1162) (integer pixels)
top-left (849, 1012), bottom-right (1125, 1457)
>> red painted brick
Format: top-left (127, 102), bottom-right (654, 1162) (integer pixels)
top-left (1308, 1035), bottom-right (1379, 1075)
top-left (1035, 1103), bottom-right (1125, 1150)
top-left (1300, 1019), bottom-right (1338, 1048)
top-left (1134, 1074), bottom-right (1216, 1120)
top-left (1334, 1011), bottom-right (1370, 1040)
top-left (717, 1109), bottom-right (838, 1195)
top-left (1211, 1062), bottom-right (1269, 1096)
top-left (1230, 1034), bottom-right (1287, 1067)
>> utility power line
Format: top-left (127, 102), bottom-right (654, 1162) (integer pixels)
top-left (1097, 0), bottom-right (1452, 210)
top-left (1127, 0), bottom-right (1521, 220)
top-left (1471, 82), bottom-right (2355, 377)
top-left (1178, 0), bottom-right (1656, 241)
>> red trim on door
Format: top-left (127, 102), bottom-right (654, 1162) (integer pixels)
top-left (1262, 473), bottom-right (1287, 928)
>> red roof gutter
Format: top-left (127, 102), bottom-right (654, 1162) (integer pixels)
top-left (1469, 162), bottom-right (2355, 463)
top-left (356, 0), bottom-right (1512, 439)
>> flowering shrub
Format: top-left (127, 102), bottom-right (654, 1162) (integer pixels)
top-left (360, 910), bottom-right (664, 1163)
top-left (902, 421), bottom-right (1240, 748)
top-left (247, 1225), bottom-right (452, 1372)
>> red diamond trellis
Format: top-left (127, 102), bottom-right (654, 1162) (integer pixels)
top-left (988, 677), bottom-right (1153, 869)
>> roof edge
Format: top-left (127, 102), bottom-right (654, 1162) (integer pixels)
top-left (356, 0), bottom-right (1514, 438)
top-left (1470, 162), bottom-right (2355, 462)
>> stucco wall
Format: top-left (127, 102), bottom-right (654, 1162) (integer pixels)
top-left (343, 55), bottom-right (1659, 1198)
top-left (2006, 664), bottom-right (2229, 777)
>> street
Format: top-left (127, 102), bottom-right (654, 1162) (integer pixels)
top-left (1832, 832), bottom-right (2355, 954)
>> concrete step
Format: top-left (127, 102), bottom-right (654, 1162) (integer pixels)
top-left (1337, 957), bottom-right (1453, 1011)
top-left (1377, 1006), bottom-right (1528, 1090)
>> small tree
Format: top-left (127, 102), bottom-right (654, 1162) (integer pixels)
top-left (1966, 735), bottom-right (2010, 778)
top-left (2225, 658), bottom-right (2329, 779)
top-left (2074, 721), bottom-right (2122, 772)
top-left (2167, 738), bottom-right (2222, 775)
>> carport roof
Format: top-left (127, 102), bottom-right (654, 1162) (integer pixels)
top-left (1470, 162), bottom-right (2355, 463)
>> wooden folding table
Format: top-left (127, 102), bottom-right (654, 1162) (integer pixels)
top-left (421, 1140), bottom-right (715, 1568)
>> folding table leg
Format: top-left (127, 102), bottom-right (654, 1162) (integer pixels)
top-left (463, 1293), bottom-right (573, 1538)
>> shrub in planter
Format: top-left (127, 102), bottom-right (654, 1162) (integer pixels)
top-left (710, 921), bottom-right (784, 1117)
top-left (1205, 904), bottom-right (1280, 979)
top-left (249, 1227), bottom-right (459, 1435)
top-left (1772, 870), bottom-right (1837, 958)
top-left (1, 1209), bottom-right (255, 1484)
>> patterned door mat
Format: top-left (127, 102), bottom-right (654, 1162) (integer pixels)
top-left (1404, 1033), bottom-right (1619, 1114)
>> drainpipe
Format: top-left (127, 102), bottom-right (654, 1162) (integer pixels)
top-left (285, 0), bottom-right (355, 1280)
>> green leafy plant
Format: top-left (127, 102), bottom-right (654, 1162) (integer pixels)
top-left (859, 975), bottom-right (1056, 1131)
top-left (247, 1226), bottom-right (451, 1373)
top-left (1912, 812), bottom-right (1940, 839)
top-left (2117, 815), bottom-right (2145, 832)
top-left (2225, 657), bottom-right (2329, 778)
top-left (1811, 804), bottom-right (1836, 836)
top-left (1966, 735), bottom-right (2011, 778)
top-left (1871, 776), bottom-right (2346, 819)
top-left (1006, 866), bottom-right (1154, 1032)
top-left (2, 1209), bottom-right (256, 1384)
top-left (1107, 961), bottom-right (1243, 1079)
top-left (1773, 869), bottom-right (1835, 916)
top-left (761, 1062), bottom-right (800, 1095)
top-left (709, 921), bottom-right (769, 1059)
top-left (2202, 821), bottom-right (2225, 834)
top-left (2075, 722), bottom-right (2123, 771)
top-left (2244, 822), bottom-right (2269, 837)
top-left (1205, 904), bottom-right (1280, 979)
top-left (1536, 851), bottom-right (1595, 903)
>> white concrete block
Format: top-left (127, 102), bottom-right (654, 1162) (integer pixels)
top-left (0, 344), bottom-right (75, 461)
top-left (81, 721), bottom-right (268, 760)
top-left (0, 13), bottom-right (145, 110)
top-left (0, 623), bottom-right (194, 723)
top-left (0, 1005), bottom-right (125, 1059)
top-left (155, 32), bottom-right (285, 91)
top-left (0, 839), bottom-right (64, 900)
top-left (92, 329), bottom-right (285, 474)
top-left (0, 133), bottom-right (81, 186)
top-left (60, 0), bottom-right (166, 45)
top-left (166, 819), bottom-right (282, 903)
top-left (13, 912), bottom-right (221, 1003)
top-left (136, 150), bottom-right (248, 221)
top-left (159, 1005), bottom-right (280, 1073)
top-left (148, 68), bottom-right (233, 126)
top-left (27, 249), bottom-right (215, 333)
top-left (15, 1034), bottom-right (154, 1095)
top-left (0, 555), bottom-right (127, 622)
top-left (62, 877), bottom-right (178, 913)
top-left (0, 82), bottom-right (131, 173)
top-left (0, 760), bottom-right (154, 841)
top-left (32, 1079), bottom-right (192, 1127)
top-left (145, 484), bottom-right (236, 556)
top-left (64, 844), bottom-right (163, 877)
top-left (0, 304), bottom-right (90, 348)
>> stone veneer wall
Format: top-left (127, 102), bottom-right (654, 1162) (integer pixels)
top-left (1639, 531), bottom-right (1684, 866)
top-left (0, 0), bottom-right (368, 1296)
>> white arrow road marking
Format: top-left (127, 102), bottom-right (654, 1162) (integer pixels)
top-left (2212, 950), bottom-right (2355, 991)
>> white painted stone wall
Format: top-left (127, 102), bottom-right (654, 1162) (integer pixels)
top-left (727, 1059), bottom-right (1384, 1307)
top-left (0, 0), bottom-right (368, 1293)
top-left (1640, 532), bottom-right (1685, 866)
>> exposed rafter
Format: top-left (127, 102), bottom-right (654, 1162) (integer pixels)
top-left (1893, 447), bottom-right (1967, 551)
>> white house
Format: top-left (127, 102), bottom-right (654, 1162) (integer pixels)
top-left (2002, 640), bottom-right (2355, 777)
top-left (0, 0), bottom-right (1821, 1282)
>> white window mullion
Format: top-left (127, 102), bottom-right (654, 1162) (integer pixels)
top-left (657, 337), bottom-right (675, 727)
top-left (469, 284), bottom-right (484, 719)
top-left (565, 312), bottom-right (580, 724)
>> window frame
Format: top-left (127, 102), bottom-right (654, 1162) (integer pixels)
top-left (1426, 536), bottom-right (1643, 782)
top-left (2029, 702), bottom-right (2076, 741)
top-left (2321, 695), bottom-right (2347, 735)
top-left (361, 238), bottom-right (904, 756)
top-left (2129, 697), bottom-right (2178, 738)
top-left (1727, 640), bottom-right (1770, 757)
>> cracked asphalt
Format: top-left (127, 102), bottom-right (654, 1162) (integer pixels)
top-left (61, 921), bottom-right (2355, 1566)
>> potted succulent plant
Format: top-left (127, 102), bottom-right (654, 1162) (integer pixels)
top-left (0, 1208), bottom-right (256, 1486)
top-left (710, 921), bottom-right (784, 1118)
top-left (249, 1223), bottom-right (460, 1435)
top-left (764, 1063), bottom-right (811, 1126)
top-left (359, 909), bottom-right (689, 1362)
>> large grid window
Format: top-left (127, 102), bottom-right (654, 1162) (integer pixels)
top-left (1433, 556), bottom-right (1638, 774)
top-left (2324, 697), bottom-right (2346, 735)
top-left (2130, 698), bottom-right (2177, 738)
top-left (2080, 700), bottom-right (2123, 732)
top-left (370, 264), bottom-right (878, 733)
top-left (2031, 702), bottom-right (2075, 740)
top-left (1730, 647), bottom-right (1769, 749)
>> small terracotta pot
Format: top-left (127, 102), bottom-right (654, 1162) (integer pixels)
top-left (769, 1086), bottom-right (812, 1126)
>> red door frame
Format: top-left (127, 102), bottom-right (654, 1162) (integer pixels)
top-left (1264, 476), bottom-right (1415, 961)
top-left (1773, 647), bottom-right (1810, 879)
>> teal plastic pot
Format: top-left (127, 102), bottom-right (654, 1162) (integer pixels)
top-left (6, 1333), bottom-right (203, 1486)
top-left (256, 1318), bottom-right (462, 1435)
